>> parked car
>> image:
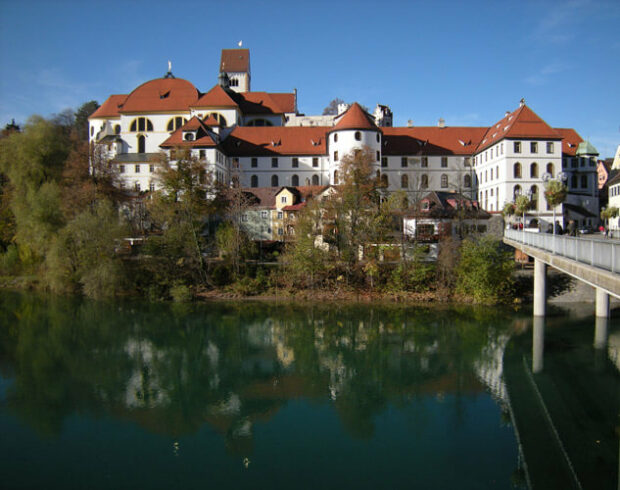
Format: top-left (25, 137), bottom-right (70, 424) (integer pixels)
top-left (578, 225), bottom-right (593, 235)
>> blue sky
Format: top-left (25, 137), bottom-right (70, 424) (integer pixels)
top-left (1, 0), bottom-right (619, 157)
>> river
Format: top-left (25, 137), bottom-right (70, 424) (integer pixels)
top-left (0, 292), bottom-right (617, 489)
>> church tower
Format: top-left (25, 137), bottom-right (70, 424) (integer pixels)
top-left (219, 48), bottom-right (251, 93)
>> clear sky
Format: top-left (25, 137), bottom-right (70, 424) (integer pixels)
top-left (1, 0), bottom-right (619, 157)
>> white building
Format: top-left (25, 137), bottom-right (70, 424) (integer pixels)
top-left (89, 48), bottom-right (599, 229)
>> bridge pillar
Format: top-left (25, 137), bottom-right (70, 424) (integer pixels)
top-left (595, 288), bottom-right (609, 318)
top-left (533, 258), bottom-right (546, 317)
top-left (532, 316), bottom-right (545, 373)
top-left (594, 317), bottom-right (609, 349)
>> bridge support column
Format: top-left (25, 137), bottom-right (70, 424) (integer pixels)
top-left (532, 316), bottom-right (545, 373)
top-left (595, 288), bottom-right (609, 318)
top-left (594, 316), bottom-right (609, 350)
top-left (533, 258), bottom-right (546, 317)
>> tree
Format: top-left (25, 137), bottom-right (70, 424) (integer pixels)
top-left (543, 179), bottom-right (567, 233)
top-left (456, 236), bottom-right (514, 303)
top-left (600, 206), bottom-right (619, 231)
top-left (74, 101), bottom-right (100, 141)
top-left (514, 194), bottom-right (531, 228)
top-left (322, 98), bottom-right (345, 115)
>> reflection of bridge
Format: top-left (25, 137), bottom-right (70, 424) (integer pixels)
top-left (504, 229), bottom-right (620, 317)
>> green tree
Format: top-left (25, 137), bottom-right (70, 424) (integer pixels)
top-left (73, 101), bottom-right (99, 141)
top-left (456, 236), bottom-right (514, 303)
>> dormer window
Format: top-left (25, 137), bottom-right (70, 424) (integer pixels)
top-left (167, 117), bottom-right (187, 131)
top-left (184, 132), bottom-right (195, 141)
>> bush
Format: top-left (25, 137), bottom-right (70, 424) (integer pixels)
top-left (456, 236), bottom-right (514, 303)
top-left (0, 244), bottom-right (21, 275)
top-left (170, 282), bottom-right (192, 302)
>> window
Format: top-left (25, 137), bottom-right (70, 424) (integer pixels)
top-left (513, 162), bottom-right (522, 178)
top-left (421, 174), bottom-right (428, 189)
top-left (246, 119), bottom-right (273, 127)
top-left (464, 174), bottom-right (471, 187)
top-left (441, 156), bottom-right (448, 168)
top-left (130, 117), bottom-right (153, 132)
top-left (381, 157), bottom-right (388, 168)
top-left (272, 157), bottom-right (278, 168)
top-left (312, 157), bottom-right (319, 168)
top-left (149, 182), bottom-right (155, 192)
top-left (333, 151), bottom-right (338, 161)
top-left (464, 157), bottom-right (471, 167)
top-left (232, 157), bottom-right (239, 169)
top-left (547, 142), bottom-right (554, 154)
top-left (530, 162), bottom-right (538, 178)
top-left (271, 175), bottom-right (279, 187)
top-left (380, 174), bottom-right (388, 187)
top-left (292, 174), bottom-right (299, 186)
top-left (149, 164), bottom-right (154, 173)
top-left (251, 157), bottom-right (258, 168)
top-left (312, 174), bottom-right (319, 185)
top-left (581, 175), bottom-right (588, 188)
top-left (514, 141), bottom-right (521, 153)
top-left (401, 157), bottom-right (408, 168)
top-left (531, 142), bottom-right (538, 153)
top-left (421, 156), bottom-right (428, 168)
top-left (119, 165), bottom-right (125, 173)
top-left (376, 151), bottom-right (380, 161)
top-left (333, 170), bottom-right (339, 185)
top-left (530, 185), bottom-right (538, 209)
top-left (167, 117), bottom-right (187, 132)
top-left (278, 228), bottom-right (284, 236)
top-left (137, 135), bottom-right (145, 153)
top-left (401, 174), bottom-right (408, 189)
top-left (571, 175), bottom-right (578, 188)
top-left (278, 211), bottom-right (284, 219)
top-left (114, 124), bottom-right (120, 135)
top-left (292, 157), bottom-right (299, 168)
top-left (334, 133), bottom-right (338, 143)
top-left (546, 163), bottom-right (554, 177)
top-left (199, 150), bottom-right (206, 160)
top-left (251, 175), bottom-right (258, 188)
top-left (440, 174), bottom-right (448, 188)
top-left (376, 134), bottom-right (380, 143)
top-left (354, 131), bottom-right (361, 141)
top-left (135, 182), bottom-right (140, 192)
top-left (135, 164), bottom-right (140, 173)
top-left (513, 185), bottom-right (521, 199)
top-left (261, 211), bottom-right (268, 219)
top-left (241, 214), bottom-right (248, 223)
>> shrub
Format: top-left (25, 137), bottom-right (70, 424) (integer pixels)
top-left (170, 282), bottom-right (192, 302)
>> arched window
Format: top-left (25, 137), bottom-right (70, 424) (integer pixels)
top-left (312, 174), bottom-right (319, 185)
top-left (440, 174), bottom-right (448, 188)
top-left (137, 134), bottom-right (145, 153)
top-left (334, 133), bottom-right (338, 142)
top-left (354, 131), bottom-right (361, 141)
top-left (167, 117), bottom-right (187, 131)
top-left (250, 175), bottom-right (258, 188)
top-left (401, 174), bottom-right (409, 189)
top-left (333, 170), bottom-right (339, 185)
top-left (292, 174), bottom-right (299, 186)
top-left (209, 113), bottom-right (227, 127)
top-left (530, 162), bottom-right (538, 178)
top-left (513, 162), bottom-right (522, 178)
top-left (546, 162), bottom-right (554, 177)
top-left (530, 185), bottom-right (538, 210)
top-left (271, 175), bottom-right (279, 187)
top-left (130, 117), bottom-right (153, 132)
top-left (114, 124), bottom-right (121, 134)
top-left (464, 174), bottom-right (472, 187)
top-left (513, 184), bottom-right (521, 200)
top-left (421, 174), bottom-right (428, 189)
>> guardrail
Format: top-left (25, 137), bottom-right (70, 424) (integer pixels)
top-left (504, 228), bottom-right (620, 274)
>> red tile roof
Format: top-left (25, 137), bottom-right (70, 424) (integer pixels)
top-left (332, 103), bottom-right (378, 131)
top-left (160, 117), bottom-right (218, 148)
top-left (555, 128), bottom-right (583, 156)
top-left (203, 114), bottom-right (221, 126)
top-left (119, 78), bottom-right (199, 113)
top-left (476, 105), bottom-right (561, 152)
top-left (382, 127), bottom-right (487, 156)
top-left (220, 49), bottom-right (250, 73)
top-left (193, 85), bottom-right (239, 108)
top-left (223, 126), bottom-right (328, 156)
top-left (268, 93), bottom-right (296, 113)
top-left (89, 94), bottom-right (127, 118)
top-left (238, 91), bottom-right (294, 115)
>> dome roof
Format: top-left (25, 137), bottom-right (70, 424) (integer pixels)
top-left (331, 103), bottom-right (378, 131)
top-left (120, 77), bottom-right (199, 113)
top-left (576, 140), bottom-right (598, 156)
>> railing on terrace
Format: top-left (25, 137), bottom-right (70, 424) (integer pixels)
top-left (504, 228), bottom-right (620, 274)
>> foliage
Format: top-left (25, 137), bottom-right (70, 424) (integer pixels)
top-left (45, 199), bottom-right (127, 298)
top-left (543, 179), bottom-right (568, 208)
top-left (601, 206), bottom-right (619, 221)
top-left (170, 282), bottom-right (193, 302)
top-left (456, 236), bottom-right (514, 303)
top-left (513, 194), bottom-right (531, 215)
top-left (322, 98), bottom-right (346, 115)
top-left (74, 101), bottom-right (99, 141)
top-left (501, 202), bottom-right (515, 217)
top-left (385, 246), bottom-right (435, 292)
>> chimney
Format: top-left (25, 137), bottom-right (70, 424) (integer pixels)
top-left (437, 118), bottom-right (445, 128)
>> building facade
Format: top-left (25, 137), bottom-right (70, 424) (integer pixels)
top-left (89, 48), bottom-right (600, 230)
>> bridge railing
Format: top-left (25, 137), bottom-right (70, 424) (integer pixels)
top-left (504, 228), bottom-right (619, 274)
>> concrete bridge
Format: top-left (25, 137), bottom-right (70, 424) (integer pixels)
top-left (503, 229), bottom-right (620, 318)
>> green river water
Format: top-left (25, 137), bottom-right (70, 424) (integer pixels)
top-left (0, 292), bottom-right (617, 489)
